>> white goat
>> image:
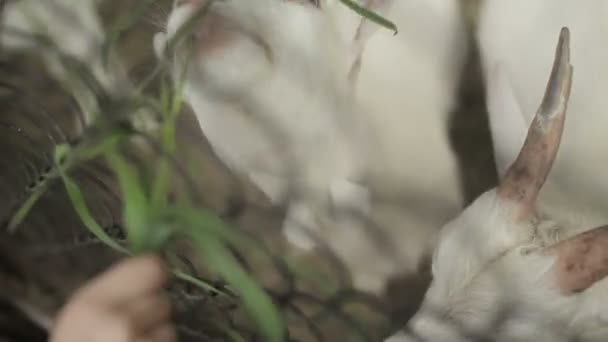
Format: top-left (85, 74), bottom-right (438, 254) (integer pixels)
top-left (478, 0), bottom-right (608, 233)
top-left (387, 28), bottom-right (608, 342)
top-left (157, 0), bottom-right (467, 294)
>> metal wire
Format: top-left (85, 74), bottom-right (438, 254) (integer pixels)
top-left (0, 47), bottom-right (404, 342)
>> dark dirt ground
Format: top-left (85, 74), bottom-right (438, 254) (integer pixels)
top-left (0, 0), bottom-right (496, 341)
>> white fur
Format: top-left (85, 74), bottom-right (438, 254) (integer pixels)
top-left (353, 0), bottom-right (465, 205)
top-left (386, 187), bottom-right (608, 341)
top-left (385, 10), bottom-right (608, 338)
top-left (478, 0), bottom-right (608, 233)
top-left (159, 0), bottom-right (467, 294)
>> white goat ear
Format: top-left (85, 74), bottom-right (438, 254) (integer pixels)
top-left (550, 225), bottom-right (608, 295)
top-left (486, 62), bottom-right (528, 179)
top-left (497, 27), bottom-right (572, 218)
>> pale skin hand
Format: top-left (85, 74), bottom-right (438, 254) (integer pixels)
top-left (49, 255), bottom-right (176, 342)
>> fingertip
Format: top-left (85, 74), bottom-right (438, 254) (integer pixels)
top-left (124, 253), bottom-right (169, 288)
top-left (133, 254), bottom-right (169, 277)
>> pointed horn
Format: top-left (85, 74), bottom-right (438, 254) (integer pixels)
top-left (497, 27), bottom-right (573, 215)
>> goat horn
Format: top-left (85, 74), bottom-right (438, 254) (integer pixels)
top-left (497, 27), bottom-right (573, 218)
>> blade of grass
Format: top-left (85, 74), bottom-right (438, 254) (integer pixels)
top-left (173, 268), bottom-right (234, 298)
top-left (5, 129), bottom-right (126, 233)
top-left (106, 151), bottom-right (151, 254)
top-left (6, 180), bottom-right (53, 233)
top-left (150, 78), bottom-right (179, 208)
top-left (339, 0), bottom-right (398, 34)
top-left (175, 207), bottom-right (284, 342)
top-left (188, 232), bottom-right (284, 342)
top-left (77, 130), bottom-right (129, 161)
top-left (54, 145), bottom-right (128, 254)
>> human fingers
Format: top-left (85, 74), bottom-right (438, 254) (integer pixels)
top-left (50, 307), bottom-right (134, 342)
top-left (77, 254), bottom-right (168, 305)
top-left (121, 291), bottom-right (172, 333)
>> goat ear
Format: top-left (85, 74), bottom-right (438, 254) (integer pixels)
top-left (550, 226), bottom-right (608, 295)
top-left (497, 27), bottom-right (573, 219)
top-left (486, 62), bottom-right (529, 179)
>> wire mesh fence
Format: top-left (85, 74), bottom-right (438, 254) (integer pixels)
top-left (0, 51), bottom-right (399, 341)
top-left (0, 0), bottom-right (494, 341)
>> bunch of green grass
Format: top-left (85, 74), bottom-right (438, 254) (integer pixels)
top-left (5, 1), bottom-right (397, 341)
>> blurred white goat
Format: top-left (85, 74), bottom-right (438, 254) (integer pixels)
top-left (387, 27), bottom-right (608, 342)
top-left (156, 0), bottom-right (467, 294)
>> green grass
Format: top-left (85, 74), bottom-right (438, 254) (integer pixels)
top-left (3, 1), bottom-right (397, 340)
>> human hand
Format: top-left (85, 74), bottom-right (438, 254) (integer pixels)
top-left (49, 254), bottom-right (175, 342)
